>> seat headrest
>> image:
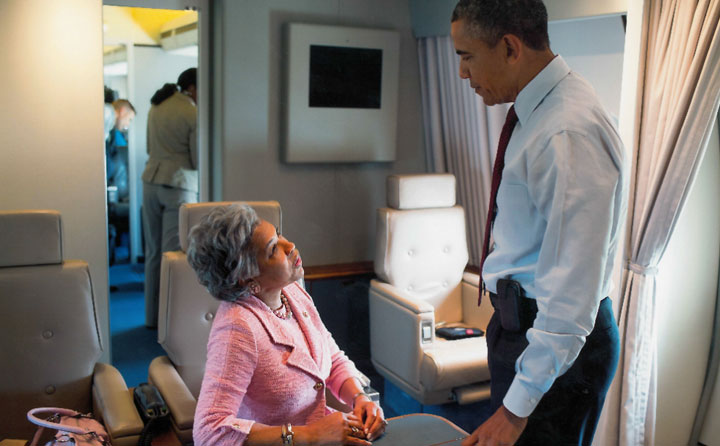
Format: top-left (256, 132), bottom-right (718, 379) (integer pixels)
top-left (179, 201), bottom-right (283, 252)
top-left (0, 210), bottom-right (63, 267)
top-left (387, 174), bottom-right (456, 210)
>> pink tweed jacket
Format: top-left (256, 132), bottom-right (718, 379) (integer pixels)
top-left (193, 282), bottom-right (360, 446)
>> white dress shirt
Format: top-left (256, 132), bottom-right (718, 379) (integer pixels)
top-left (483, 56), bottom-right (628, 417)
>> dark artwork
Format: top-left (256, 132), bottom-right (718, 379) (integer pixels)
top-left (309, 45), bottom-right (382, 109)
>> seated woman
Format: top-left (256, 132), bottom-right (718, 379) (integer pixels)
top-left (187, 204), bottom-right (386, 446)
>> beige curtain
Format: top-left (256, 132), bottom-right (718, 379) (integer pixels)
top-left (417, 36), bottom-right (509, 266)
top-left (596, 1), bottom-right (720, 444)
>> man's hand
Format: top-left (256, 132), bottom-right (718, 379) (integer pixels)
top-left (461, 405), bottom-right (528, 446)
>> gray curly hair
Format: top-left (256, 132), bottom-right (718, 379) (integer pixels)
top-left (451, 0), bottom-right (550, 51)
top-left (186, 204), bottom-right (260, 302)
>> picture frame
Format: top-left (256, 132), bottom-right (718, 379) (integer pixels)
top-left (283, 23), bottom-right (400, 163)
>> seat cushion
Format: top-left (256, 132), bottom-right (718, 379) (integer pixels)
top-left (387, 174), bottom-right (456, 210)
top-left (158, 251), bottom-right (219, 397)
top-left (0, 260), bottom-right (100, 438)
top-left (420, 337), bottom-right (490, 389)
top-left (0, 210), bottom-right (62, 267)
top-left (374, 206), bottom-right (468, 300)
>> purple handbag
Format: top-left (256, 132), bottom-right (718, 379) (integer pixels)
top-left (27, 407), bottom-right (110, 446)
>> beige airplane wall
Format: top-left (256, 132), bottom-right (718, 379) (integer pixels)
top-left (214, 0), bottom-right (427, 267)
top-left (0, 0), bottom-right (110, 362)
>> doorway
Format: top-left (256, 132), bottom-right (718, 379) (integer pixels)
top-left (102, 3), bottom-right (204, 386)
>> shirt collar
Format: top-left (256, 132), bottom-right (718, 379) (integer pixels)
top-left (513, 55), bottom-right (570, 126)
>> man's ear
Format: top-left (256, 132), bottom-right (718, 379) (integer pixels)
top-left (502, 34), bottom-right (523, 65)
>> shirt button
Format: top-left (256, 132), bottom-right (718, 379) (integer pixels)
top-left (530, 398), bottom-right (537, 404)
top-left (550, 368), bottom-right (556, 375)
top-left (314, 382), bottom-right (324, 391)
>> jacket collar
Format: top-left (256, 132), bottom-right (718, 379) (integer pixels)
top-left (239, 283), bottom-right (324, 381)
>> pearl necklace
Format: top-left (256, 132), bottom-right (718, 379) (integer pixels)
top-left (272, 294), bottom-right (293, 320)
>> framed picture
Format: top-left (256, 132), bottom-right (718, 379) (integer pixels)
top-left (284, 23), bottom-right (400, 163)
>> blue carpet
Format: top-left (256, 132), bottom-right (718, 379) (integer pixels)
top-left (381, 380), bottom-right (493, 434)
top-left (109, 263), bottom-right (165, 388)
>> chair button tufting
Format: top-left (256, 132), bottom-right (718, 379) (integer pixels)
top-left (442, 281), bottom-right (448, 287)
top-left (443, 247), bottom-right (450, 253)
top-left (407, 250), bottom-right (414, 256)
top-left (42, 330), bottom-right (53, 339)
top-left (205, 312), bottom-right (214, 321)
top-left (45, 385), bottom-right (56, 394)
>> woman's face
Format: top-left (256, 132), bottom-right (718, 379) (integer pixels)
top-left (250, 220), bottom-right (304, 292)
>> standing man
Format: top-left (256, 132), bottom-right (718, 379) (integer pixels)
top-left (450, 1), bottom-right (627, 445)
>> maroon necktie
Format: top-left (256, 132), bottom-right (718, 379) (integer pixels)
top-left (478, 105), bottom-right (518, 305)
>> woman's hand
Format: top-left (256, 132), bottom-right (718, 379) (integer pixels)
top-left (352, 396), bottom-right (387, 441)
top-left (296, 411), bottom-right (372, 446)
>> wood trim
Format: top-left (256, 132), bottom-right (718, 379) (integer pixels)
top-left (303, 261), bottom-right (375, 281)
top-left (303, 262), bottom-right (478, 281)
top-left (464, 265), bottom-right (480, 275)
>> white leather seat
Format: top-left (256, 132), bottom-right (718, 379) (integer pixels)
top-left (148, 201), bottom-right (283, 444)
top-left (369, 174), bottom-right (495, 406)
top-left (0, 210), bottom-right (143, 446)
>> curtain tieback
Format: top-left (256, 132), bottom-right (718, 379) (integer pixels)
top-left (626, 261), bottom-right (658, 276)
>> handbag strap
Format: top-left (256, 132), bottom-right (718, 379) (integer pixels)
top-left (27, 407), bottom-right (94, 435)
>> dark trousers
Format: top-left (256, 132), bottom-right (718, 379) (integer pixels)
top-left (486, 297), bottom-right (620, 446)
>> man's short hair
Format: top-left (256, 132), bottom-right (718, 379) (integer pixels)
top-left (112, 99), bottom-right (136, 114)
top-left (452, 0), bottom-right (550, 51)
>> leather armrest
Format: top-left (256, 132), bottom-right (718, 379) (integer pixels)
top-left (148, 356), bottom-right (197, 430)
top-left (369, 280), bottom-right (435, 388)
top-left (92, 362), bottom-right (144, 439)
top-left (369, 280), bottom-right (435, 314)
top-left (460, 272), bottom-right (494, 331)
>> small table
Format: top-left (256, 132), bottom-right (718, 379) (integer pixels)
top-left (374, 413), bottom-right (468, 446)
top-left (149, 413), bottom-right (468, 446)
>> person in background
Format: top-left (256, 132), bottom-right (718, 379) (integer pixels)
top-left (104, 98), bottom-right (135, 265)
top-left (141, 67), bottom-right (198, 327)
top-left (450, 0), bottom-right (627, 445)
top-left (104, 99), bottom-right (135, 198)
top-left (187, 204), bottom-right (387, 446)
